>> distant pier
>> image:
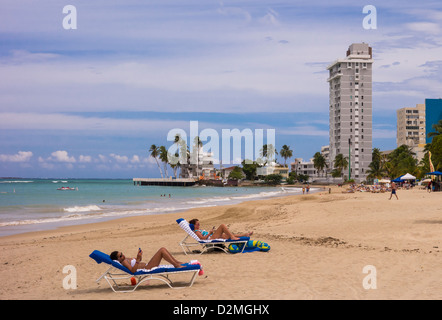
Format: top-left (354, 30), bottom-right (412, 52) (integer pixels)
top-left (133, 178), bottom-right (197, 187)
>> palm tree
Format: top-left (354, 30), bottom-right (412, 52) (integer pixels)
top-left (193, 136), bottom-right (203, 178)
top-left (280, 145), bottom-right (293, 167)
top-left (372, 147), bottom-right (382, 164)
top-left (313, 152), bottom-right (326, 177)
top-left (366, 148), bottom-right (386, 179)
top-left (333, 154), bottom-right (348, 179)
top-left (149, 144), bottom-right (163, 178)
top-left (170, 152), bottom-right (180, 178)
top-left (159, 146), bottom-right (169, 178)
top-left (260, 144), bottom-right (278, 165)
top-left (428, 119), bottom-right (442, 138)
top-left (366, 159), bottom-right (384, 179)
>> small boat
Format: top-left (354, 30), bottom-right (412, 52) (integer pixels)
top-left (57, 187), bottom-right (77, 191)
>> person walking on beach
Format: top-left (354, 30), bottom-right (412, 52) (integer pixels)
top-left (389, 182), bottom-right (398, 200)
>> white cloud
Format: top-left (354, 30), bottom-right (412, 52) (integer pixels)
top-left (406, 22), bottom-right (441, 35)
top-left (79, 155), bottom-right (92, 163)
top-left (0, 151), bottom-right (33, 162)
top-left (110, 153), bottom-right (129, 164)
top-left (130, 155), bottom-right (140, 163)
top-left (48, 151), bottom-right (76, 163)
top-left (217, 2), bottom-right (252, 23)
top-left (259, 8), bottom-right (280, 26)
top-left (0, 112), bottom-right (191, 134)
top-left (97, 154), bottom-right (109, 163)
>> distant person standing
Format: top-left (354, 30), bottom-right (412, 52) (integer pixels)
top-left (389, 182), bottom-right (398, 200)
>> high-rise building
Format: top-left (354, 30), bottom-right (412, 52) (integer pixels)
top-left (327, 43), bottom-right (373, 182)
top-left (396, 104), bottom-right (426, 161)
top-left (425, 98), bottom-right (442, 144)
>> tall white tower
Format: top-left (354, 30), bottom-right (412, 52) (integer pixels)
top-left (327, 43), bottom-right (373, 182)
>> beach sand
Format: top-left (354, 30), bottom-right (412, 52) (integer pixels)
top-left (0, 186), bottom-right (441, 300)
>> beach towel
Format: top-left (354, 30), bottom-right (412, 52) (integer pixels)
top-left (227, 240), bottom-right (270, 254)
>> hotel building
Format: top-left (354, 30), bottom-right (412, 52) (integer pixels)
top-left (396, 104), bottom-right (426, 161)
top-left (327, 43), bottom-right (373, 182)
top-left (425, 98), bottom-right (442, 144)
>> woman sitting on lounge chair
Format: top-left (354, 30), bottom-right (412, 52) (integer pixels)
top-left (110, 247), bottom-right (184, 274)
top-left (189, 219), bottom-right (253, 241)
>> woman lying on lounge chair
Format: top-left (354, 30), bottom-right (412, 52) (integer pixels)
top-left (189, 219), bottom-right (253, 241)
top-left (110, 247), bottom-right (184, 274)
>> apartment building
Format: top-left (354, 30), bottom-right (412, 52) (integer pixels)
top-left (327, 43), bottom-right (373, 182)
top-left (396, 104), bottom-right (426, 161)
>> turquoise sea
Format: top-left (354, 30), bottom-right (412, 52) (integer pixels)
top-left (0, 179), bottom-right (308, 237)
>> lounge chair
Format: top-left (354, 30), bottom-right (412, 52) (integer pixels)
top-left (89, 250), bottom-right (202, 293)
top-left (176, 218), bottom-right (250, 255)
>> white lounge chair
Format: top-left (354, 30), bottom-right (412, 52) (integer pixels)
top-left (176, 218), bottom-right (250, 255)
top-left (89, 250), bottom-right (202, 293)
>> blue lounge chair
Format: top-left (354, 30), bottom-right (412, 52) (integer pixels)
top-left (176, 218), bottom-right (249, 255)
top-left (89, 250), bottom-right (202, 293)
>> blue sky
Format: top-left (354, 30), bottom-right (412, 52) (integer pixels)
top-left (1, 0), bottom-right (441, 178)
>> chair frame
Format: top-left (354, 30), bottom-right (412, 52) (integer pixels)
top-left (96, 265), bottom-right (199, 293)
top-left (177, 219), bottom-right (249, 255)
top-left (90, 250), bottom-right (201, 293)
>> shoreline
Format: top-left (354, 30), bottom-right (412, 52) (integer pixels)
top-left (0, 184), bottom-right (322, 238)
top-left (1, 186), bottom-right (441, 300)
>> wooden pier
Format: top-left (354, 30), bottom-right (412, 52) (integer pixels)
top-left (133, 178), bottom-right (197, 187)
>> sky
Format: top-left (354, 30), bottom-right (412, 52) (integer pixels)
top-left (0, 0), bottom-right (441, 178)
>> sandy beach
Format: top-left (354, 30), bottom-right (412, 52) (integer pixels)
top-left (0, 186), bottom-right (441, 300)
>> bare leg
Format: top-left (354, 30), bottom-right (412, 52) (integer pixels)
top-left (144, 247), bottom-right (183, 269)
top-left (212, 224), bottom-right (240, 240)
top-left (235, 231), bottom-right (253, 237)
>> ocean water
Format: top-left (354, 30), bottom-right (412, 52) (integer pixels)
top-left (0, 179), bottom-right (307, 237)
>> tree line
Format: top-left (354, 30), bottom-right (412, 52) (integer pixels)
top-left (147, 119), bottom-right (442, 182)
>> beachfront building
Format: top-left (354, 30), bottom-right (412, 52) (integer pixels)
top-left (257, 163), bottom-right (289, 181)
top-left (425, 98), bottom-right (442, 144)
top-left (220, 166), bottom-right (237, 179)
top-left (396, 104), bottom-right (426, 162)
top-left (290, 145), bottom-right (331, 182)
top-left (291, 158), bottom-right (318, 178)
top-left (179, 147), bottom-right (216, 179)
top-left (327, 43), bottom-right (373, 182)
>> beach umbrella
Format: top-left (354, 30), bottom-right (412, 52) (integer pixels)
top-left (400, 173), bottom-right (416, 180)
top-left (426, 171), bottom-right (442, 175)
top-left (421, 179), bottom-right (432, 183)
top-left (378, 179), bottom-right (390, 183)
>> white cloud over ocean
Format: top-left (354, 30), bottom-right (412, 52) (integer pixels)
top-left (0, 151), bottom-right (33, 163)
